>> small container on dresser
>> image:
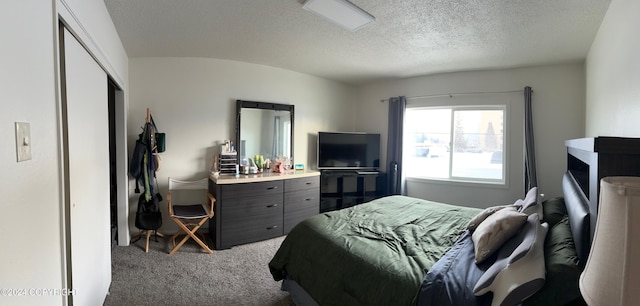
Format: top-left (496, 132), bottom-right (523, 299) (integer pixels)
top-left (218, 152), bottom-right (238, 175)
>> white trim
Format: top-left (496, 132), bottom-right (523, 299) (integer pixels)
top-left (114, 88), bottom-right (130, 246)
top-left (401, 90), bottom-right (526, 205)
top-left (405, 176), bottom-right (511, 189)
top-left (56, 0), bottom-right (125, 89)
top-left (404, 101), bottom-right (510, 185)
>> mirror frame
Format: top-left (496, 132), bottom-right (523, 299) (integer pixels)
top-left (235, 100), bottom-right (295, 165)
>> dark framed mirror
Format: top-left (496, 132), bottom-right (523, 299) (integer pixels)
top-left (236, 100), bottom-right (294, 166)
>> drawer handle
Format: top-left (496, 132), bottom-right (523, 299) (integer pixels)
top-left (305, 198), bottom-right (314, 201)
top-left (266, 225), bottom-right (278, 230)
top-left (305, 182), bottom-right (312, 185)
top-left (267, 186), bottom-right (278, 190)
top-left (267, 203), bottom-right (279, 208)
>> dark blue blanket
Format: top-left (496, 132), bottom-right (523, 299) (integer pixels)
top-left (416, 231), bottom-right (492, 306)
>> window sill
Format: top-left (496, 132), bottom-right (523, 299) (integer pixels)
top-left (405, 176), bottom-right (508, 189)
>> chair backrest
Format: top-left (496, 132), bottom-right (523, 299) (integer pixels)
top-left (167, 178), bottom-right (214, 216)
top-left (168, 177), bottom-right (208, 191)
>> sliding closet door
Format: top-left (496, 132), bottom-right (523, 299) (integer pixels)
top-left (61, 27), bottom-right (111, 306)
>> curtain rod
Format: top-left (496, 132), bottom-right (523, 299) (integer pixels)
top-left (380, 89), bottom-right (527, 103)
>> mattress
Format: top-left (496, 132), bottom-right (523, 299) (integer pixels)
top-left (268, 195), bottom-right (481, 306)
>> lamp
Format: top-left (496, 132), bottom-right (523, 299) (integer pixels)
top-left (302, 0), bottom-right (375, 32)
top-left (580, 176), bottom-right (640, 305)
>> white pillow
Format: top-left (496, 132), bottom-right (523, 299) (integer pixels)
top-left (471, 207), bottom-right (528, 264)
top-left (474, 213), bottom-right (548, 306)
top-left (467, 205), bottom-right (513, 231)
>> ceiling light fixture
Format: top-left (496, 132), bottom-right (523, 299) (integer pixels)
top-left (302, 0), bottom-right (375, 32)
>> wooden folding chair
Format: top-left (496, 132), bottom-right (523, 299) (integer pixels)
top-left (167, 177), bottom-right (216, 255)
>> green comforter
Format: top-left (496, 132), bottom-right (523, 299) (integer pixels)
top-left (269, 195), bottom-right (481, 306)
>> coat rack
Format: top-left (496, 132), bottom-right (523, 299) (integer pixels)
top-left (131, 107), bottom-right (166, 252)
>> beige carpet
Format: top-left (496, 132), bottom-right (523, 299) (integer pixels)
top-left (103, 234), bottom-right (294, 306)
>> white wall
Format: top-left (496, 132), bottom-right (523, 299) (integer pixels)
top-left (128, 57), bottom-right (356, 233)
top-left (0, 1), bottom-right (127, 305)
top-left (356, 64), bottom-right (585, 207)
top-left (586, 0), bottom-right (640, 137)
top-left (0, 1), bottom-right (64, 305)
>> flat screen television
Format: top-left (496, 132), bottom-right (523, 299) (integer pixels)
top-left (317, 132), bottom-right (380, 170)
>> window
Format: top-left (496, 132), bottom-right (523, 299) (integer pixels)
top-left (404, 106), bottom-right (505, 184)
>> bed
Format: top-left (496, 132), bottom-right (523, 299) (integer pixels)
top-left (269, 137), bottom-right (640, 306)
top-left (269, 184), bottom-right (587, 306)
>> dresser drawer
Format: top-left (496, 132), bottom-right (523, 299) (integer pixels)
top-left (285, 189), bottom-right (319, 210)
top-left (221, 213), bottom-right (283, 248)
top-left (220, 180), bottom-right (284, 200)
top-left (220, 194), bottom-right (283, 248)
top-left (284, 189), bottom-right (319, 233)
top-left (284, 176), bottom-right (320, 193)
top-left (221, 194), bottom-right (283, 220)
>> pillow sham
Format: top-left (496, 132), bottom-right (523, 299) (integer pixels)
top-left (524, 216), bottom-right (581, 306)
top-left (474, 213), bottom-right (548, 306)
top-left (472, 207), bottom-right (528, 264)
top-left (519, 187), bottom-right (542, 216)
top-left (467, 205), bottom-right (513, 231)
top-left (541, 197), bottom-right (568, 228)
top-left (545, 216), bottom-right (579, 265)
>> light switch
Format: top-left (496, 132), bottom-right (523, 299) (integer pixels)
top-left (15, 122), bottom-right (32, 162)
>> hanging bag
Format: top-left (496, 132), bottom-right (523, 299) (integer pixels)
top-left (135, 193), bottom-right (163, 230)
top-left (129, 129), bottom-right (150, 193)
top-left (153, 152), bottom-right (162, 172)
top-left (129, 136), bottom-right (147, 180)
top-left (150, 115), bottom-right (166, 153)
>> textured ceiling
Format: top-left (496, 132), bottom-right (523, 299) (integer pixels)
top-left (104, 0), bottom-right (611, 85)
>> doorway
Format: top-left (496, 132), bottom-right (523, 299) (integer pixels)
top-left (60, 25), bottom-right (111, 306)
top-left (59, 22), bottom-right (128, 306)
top-left (109, 80), bottom-right (117, 249)
top-left (107, 78), bottom-right (127, 248)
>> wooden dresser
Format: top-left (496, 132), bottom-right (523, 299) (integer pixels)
top-left (208, 170), bottom-right (320, 249)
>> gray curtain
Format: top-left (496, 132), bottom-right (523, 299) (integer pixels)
top-left (524, 86), bottom-right (538, 190)
top-left (387, 96), bottom-right (406, 195)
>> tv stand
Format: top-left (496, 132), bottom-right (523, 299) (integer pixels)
top-left (320, 170), bottom-right (387, 212)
